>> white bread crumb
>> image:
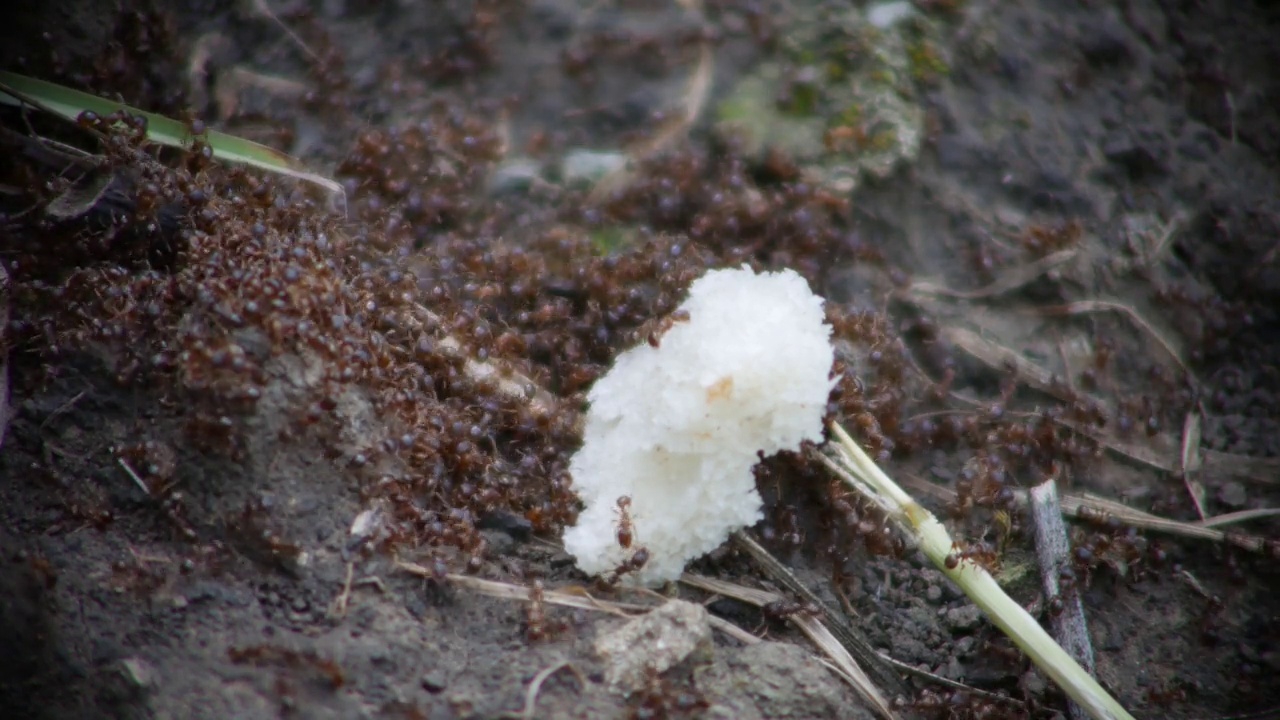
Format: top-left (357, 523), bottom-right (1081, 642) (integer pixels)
top-left (563, 265), bottom-right (836, 585)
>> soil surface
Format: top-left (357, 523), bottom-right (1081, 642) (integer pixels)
top-left (2, 1), bottom-right (1279, 719)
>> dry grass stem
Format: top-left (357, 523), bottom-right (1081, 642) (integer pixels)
top-left (942, 327), bottom-right (1102, 406)
top-left (1195, 508), bottom-right (1280, 528)
top-left (825, 422), bottom-right (1135, 720)
top-left (728, 530), bottom-right (908, 698)
top-left (116, 457), bottom-right (153, 497)
top-left (943, 335), bottom-right (1278, 487)
top-left (1180, 412), bottom-right (1208, 519)
top-left (900, 475), bottom-right (1278, 557)
top-left (248, 0), bottom-right (321, 62)
top-left (679, 573), bottom-right (898, 720)
top-left (495, 661), bottom-right (583, 720)
top-left (329, 561), bottom-right (355, 619)
top-left (907, 248), bottom-right (1078, 300)
top-left (397, 560), bottom-right (761, 647)
top-left (214, 67), bottom-right (309, 122)
top-left (1029, 300), bottom-right (1191, 380)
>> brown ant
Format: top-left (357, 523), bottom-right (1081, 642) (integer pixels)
top-left (601, 546), bottom-right (650, 587)
top-left (645, 309), bottom-right (690, 348)
top-left (1046, 594), bottom-right (1065, 618)
top-left (946, 540), bottom-right (1001, 573)
top-left (628, 665), bottom-right (707, 719)
top-left (227, 645), bottom-right (345, 689)
top-left (760, 599), bottom-right (820, 624)
top-left (525, 578), bottom-right (550, 641)
top-left (1143, 681), bottom-right (1188, 707)
top-left (615, 495), bottom-right (635, 549)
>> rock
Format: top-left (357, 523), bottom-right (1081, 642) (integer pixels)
top-left (594, 600), bottom-right (713, 693)
top-left (936, 656), bottom-right (964, 680)
top-left (925, 585), bottom-right (943, 603)
top-left (697, 642), bottom-right (876, 720)
top-left (119, 657), bottom-right (157, 692)
top-left (1217, 481), bottom-right (1247, 508)
top-left (99, 656), bottom-right (158, 703)
top-left (486, 158), bottom-right (542, 196)
top-left (867, 1), bottom-right (915, 30)
top-left (1020, 669), bottom-right (1049, 697)
top-left (944, 605), bottom-right (983, 633)
top-left (421, 670), bottom-right (447, 693)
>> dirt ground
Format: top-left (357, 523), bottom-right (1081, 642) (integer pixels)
top-left (1, 1), bottom-right (1279, 719)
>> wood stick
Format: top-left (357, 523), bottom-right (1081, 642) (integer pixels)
top-left (1029, 479), bottom-right (1096, 720)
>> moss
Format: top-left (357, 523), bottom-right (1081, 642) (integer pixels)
top-left (908, 38), bottom-right (950, 83)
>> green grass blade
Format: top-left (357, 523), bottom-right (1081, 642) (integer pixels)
top-left (0, 71), bottom-right (344, 204)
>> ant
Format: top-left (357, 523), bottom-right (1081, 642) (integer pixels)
top-left (615, 496), bottom-right (635, 549)
top-left (760, 599), bottom-right (820, 624)
top-left (645, 310), bottom-right (690, 348)
top-left (526, 578), bottom-right (550, 641)
top-left (945, 540), bottom-right (1001, 573)
top-left (1046, 594), bottom-right (1065, 618)
top-left (602, 546), bottom-right (651, 587)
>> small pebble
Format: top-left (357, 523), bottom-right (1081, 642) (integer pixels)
top-left (421, 670), bottom-right (447, 693)
top-left (1217, 481), bottom-right (1247, 508)
top-left (1020, 669), bottom-right (1048, 696)
top-left (937, 656), bottom-right (964, 680)
top-left (925, 585), bottom-right (943, 603)
top-left (561, 150), bottom-right (628, 186)
top-left (945, 605), bottom-right (982, 632)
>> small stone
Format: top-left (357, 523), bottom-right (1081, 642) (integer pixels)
top-left (100, 657), bottom-right (157, 702)
top-left (944, 605), bottom-right (982, 632)
top-left (595, 600), bottom-right (712, 693)
top-left (120, 657), bottom-right (157, 691)
top-left (1020, 669), bottom-right (1048, 697)
top-left (421, 670), bottom-right (447, 693)
top-left (925, 585), bottom-right (943, 603)
top-left (1218, 481), bottom-right (1247, 508)
top-left (936, 656), bottom-right (964, 680)
top-left (561, 150), bottom-right (628, 186)
top-left (486, 158), bottom-right (542, 196)
top-left (866, 1), bottom-right (916, 29)
top-left (477, 529), bottom-right (515, 558)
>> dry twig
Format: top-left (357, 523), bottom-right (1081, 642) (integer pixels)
top-left (1180, 411), bottom-right (1208, 519)
top-left (1029, 479), bottom-right (1095, 720)
top-left (900, 475), bottom-right (1279, 558)
top-left (396, 560), bottom-right (758, 644)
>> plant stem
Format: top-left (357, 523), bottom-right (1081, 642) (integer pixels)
top-left (823, 421), bottom-right (1136, 720)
